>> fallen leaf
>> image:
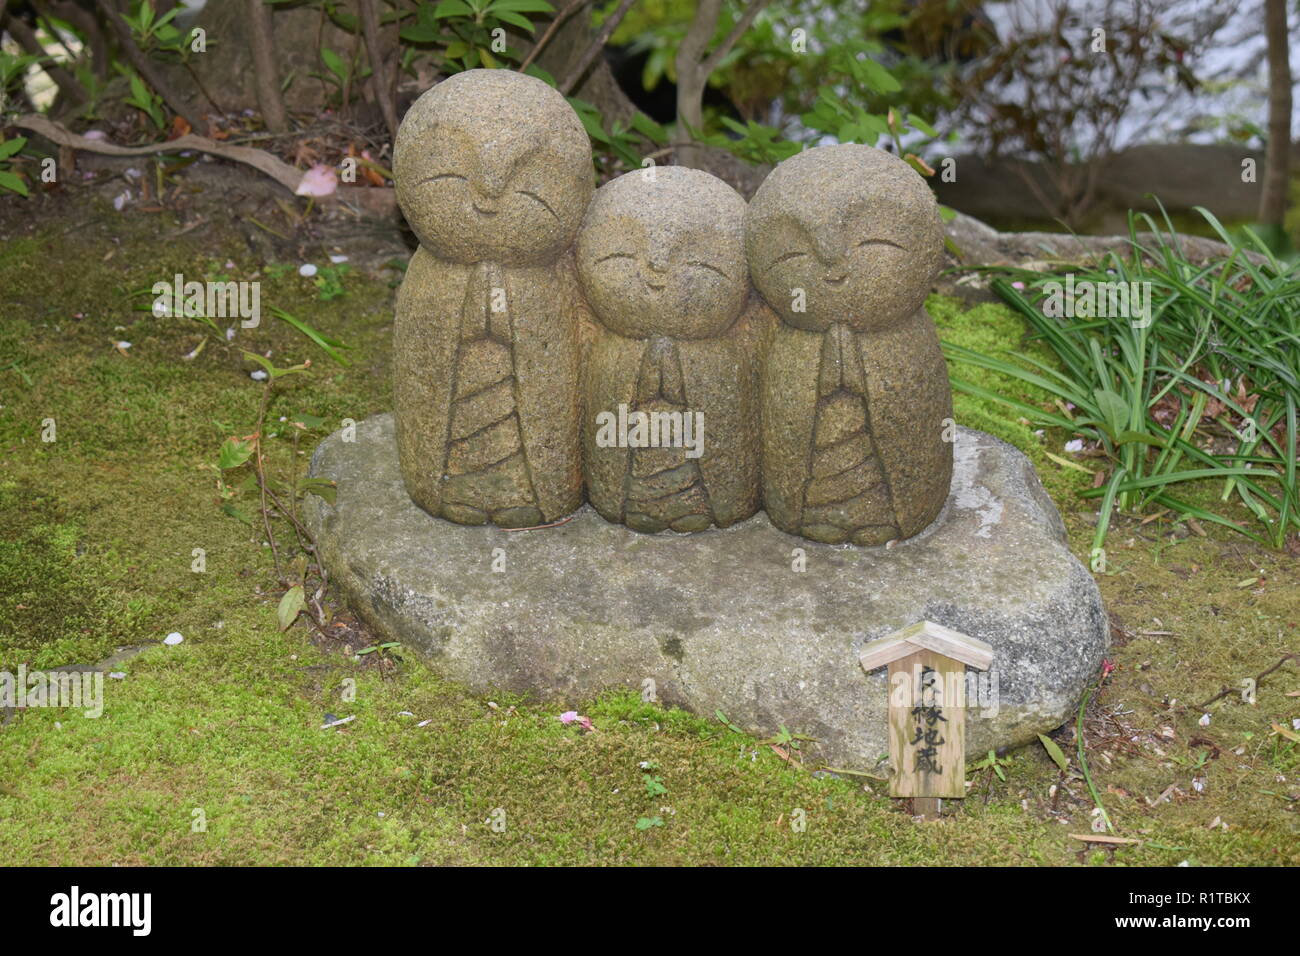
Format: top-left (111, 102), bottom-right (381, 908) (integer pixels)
top-left (1271, 722), bottom-right (1300, 744)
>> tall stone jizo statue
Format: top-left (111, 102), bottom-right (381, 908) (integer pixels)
top-left (746, 145), bottom-right (954, 545)
top-left (393, 70), bottom-right (592, 528)
top-left (393, 73), bottom-right (951, 545)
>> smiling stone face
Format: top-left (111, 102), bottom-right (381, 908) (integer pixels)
top-left (576, 167), bottom-right (748, 340)
top-left (745, 144), bottom-right (942, 332)
top-left (394, 70), bottom-right (593, 266)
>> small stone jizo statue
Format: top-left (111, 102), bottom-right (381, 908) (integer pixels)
top-left (577, 166), bottom-right (761, 532)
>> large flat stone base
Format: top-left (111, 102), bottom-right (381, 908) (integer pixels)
top-left (304, 414), bottom-right (1107, 769)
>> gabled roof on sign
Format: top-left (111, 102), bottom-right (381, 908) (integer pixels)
top-left (859, 620), bottom-right (994, 672)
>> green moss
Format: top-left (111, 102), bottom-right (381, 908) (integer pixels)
top-left (930, 293), bottom-right (1091, 508)
top-left (0, 221), bottom-right (1295, 865)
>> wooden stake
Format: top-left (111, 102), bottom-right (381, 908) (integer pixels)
top-left (860, 621), bottom-right (994, 818)
top-left (888, 648), bottom-right (967, 800)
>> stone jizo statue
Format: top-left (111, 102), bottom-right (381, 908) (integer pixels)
top-left (392, 73), bottom-right (951, 545)
top-left (745, 144), bottom-right (954, 545)
top-left (576, 166), bottom-right (761, 532)
top-left (392, 69), bottom-right (592, 528)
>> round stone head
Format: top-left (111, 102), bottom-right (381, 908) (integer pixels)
top-left (394, 69), bottom-right (594, 266)
top-left (745, 144), bottom-right (943, 332)
top-left (576, 166), bottom-right (748, 341)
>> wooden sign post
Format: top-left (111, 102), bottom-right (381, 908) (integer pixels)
top-left (859, 620), bottom-right (994, 820)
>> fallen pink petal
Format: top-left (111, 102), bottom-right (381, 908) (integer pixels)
top-left (295, 164), bottom-right (338, 197)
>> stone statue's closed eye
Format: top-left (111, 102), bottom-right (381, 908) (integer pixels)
top-left (416, 170), bottom-right (564, 224)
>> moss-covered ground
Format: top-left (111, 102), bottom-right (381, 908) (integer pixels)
top-left (0, 188), bottom-right (1296, 865)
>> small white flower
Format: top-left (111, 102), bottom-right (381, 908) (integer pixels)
top-left (250, 370), bottom-right (268, 381)
top-left (1199, 712), bottom-right (1211, 726)
top-left (113, 190), bottom-right (130, 211)
top-left (329, 254), bottom-right (349, 264)
top-left (1064, 439), bottom-right (1084, 453)
top-left (163, 632), bottom-right (184, 645)
top-left (225, 327), bottom-right (236, 341)
top-left (299, 263), bottom-right (318, 278)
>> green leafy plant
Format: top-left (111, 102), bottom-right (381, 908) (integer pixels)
top-left (698, 116), bottom-right (801, 165)
top-left (207, 301), bottom-right (351, 635)
top-left (1077, 677), bottom-right (1113, 833)
top-left (714, 709), bottom-right (744, 734)
top-left (1, 48), bottom-right (43, 119)
top-left (618, 1), bottom-right (948, 171)
top-left (313, 45), bottom-right (372, 105)
top-left (400, 0), bottom-right (556, 70)
top-left (634, 759), bottom-right (668, 831)
top-left (0, 136), bottom-right (30, 197)
top-left (1038, 733), bottom-right (1070, 772)
top-left (355, 641), bottom-right (402, 659)
top-left (214, 355), bottom-right (336, 634)
top-left (945, 205), bottom-right (1300, 551)
top-left (568, 95), bottom-right (668, 172)
top-left (117, 64), bottom-right (166, 129)
top-left (969, 749), bottom-right (1011, 783)
top-left (270, 307), bottom-right (353, 366)
top-left (313, 263), bottom-right (351, 301)
top-left (73, 64), bottom-right (109, 121)
top-left (122, 0), bottom-right (183, 49)
top-left (756, 724), bottom-right (818, 760)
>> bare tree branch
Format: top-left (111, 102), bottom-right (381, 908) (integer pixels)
top-left (519, 0), bottom-right (586, 75)
top-left (15, 112), bottom-right (303, 192)
top-left (246, 0), bottom-right (289, 133)
top-left (358, 0), bottom-right (397, 139)
top-left (674, 0), bottom-right (769, 168)
top-left (47, 0), bottom-right (110, 80)
top-left (701, 0), bottom-right (770, 75)
top-left (560, 0), bottom-right (637, 96)
top-left (1259, 0), bottom-right (1291, 226)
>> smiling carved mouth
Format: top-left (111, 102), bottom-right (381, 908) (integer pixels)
top-left (473, 203), bottom-right (499, 217)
